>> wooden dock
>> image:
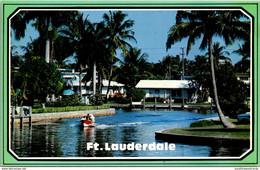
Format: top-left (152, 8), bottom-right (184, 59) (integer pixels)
top-left (110, 97), bottom-right (214, 110)
top-left (109, 103), bottom-right (215, 110)
top-left (11, 106), bottom-right (32, 128)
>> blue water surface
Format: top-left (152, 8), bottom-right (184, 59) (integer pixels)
top-left (11, 108), bottom-right (248, 157)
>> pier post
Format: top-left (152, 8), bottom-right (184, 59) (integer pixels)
top-left (143, 97), bottom-right (146, 109)
top-left (169, 98), bottom-right (172, 110)
top-left (130, 97), bottom-right (133, 109)
top-left (154, 98), bottom-right (157, 110)
top-left (210, 98), bottom-right (213, 110)
top-left (29, 106), bottom-right (32, 127)
top-left (20, 107), bottom-right (24, 128)
top-left (11, 106), bottom-right (15, 129)
top-left (182, 98), bottom-right (185, 110)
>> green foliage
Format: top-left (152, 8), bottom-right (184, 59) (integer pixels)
top-left (190, 120), bottom-right (216, 127)
top-left (215, 63), bottom-right (250, 118)
top-left (32, 105), bottom-right (110, 113)
top-left (234, 59), bottom-right (250, 73)
top-left (91, 94), bottom-right (103, 106)
top-left (192, 57), bottom-right (250, 118)
top-left (113, 96), bottom-right (130, 104)
top-left (46, 94), bottom-right (83, 107)
top-left (190, 55), bottom-right (211, 103)
top-left (126, 87), bottom-right (146, 101)
top-left (12, 56), bottom-right (63, 106)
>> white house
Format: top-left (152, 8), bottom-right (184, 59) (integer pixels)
top-left (236, 73), bottom-right (250, 84)
top-left (60, 68), bottom-right (125, 97)
top-left (135, 80), bottom-right (194, 101)
top-left (86, 80), bottom-right (125, 96)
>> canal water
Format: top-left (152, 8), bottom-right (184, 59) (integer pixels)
top-left (11, 109), bottom-right (249, 157)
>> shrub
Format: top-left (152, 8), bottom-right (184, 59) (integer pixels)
top-left (46, 94), bottom-right (84, 107)
top-left (190, 120), bottom-right (216, 127)
top-left (126, 87), bottom-right (146, 101)
top-left (114, 96), bottom-right (130, 104)
top-left (32, 105), bottom-right (110, 113)
top-left (91, 94), bottom-right (103, 106)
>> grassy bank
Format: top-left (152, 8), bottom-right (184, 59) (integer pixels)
top-left (163, 124), bottom-right (250, 139)
top-left (32, 105), bottom-right (110, 114)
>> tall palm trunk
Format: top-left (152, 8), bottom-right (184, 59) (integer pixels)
top-left (106, 56), bottom-right (114, 99)
top-left (51, 40), bottom-right (55, 62)
top-left (106, 66), bottom-right (113, 99)
top-left (79, 67), bottom-right (82, 97)
top-left (93, 61), bottom-right (97, 95)
top-left (208, 37), bottom-right (236, 128)
top-left (45, 39), bottom-right (50, 63)
top-left (98, 69), bottom-right (102, 94)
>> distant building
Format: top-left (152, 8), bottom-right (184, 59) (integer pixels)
top-left (60, 68), bottom-right (87, 94)
top-left (135, 80), bottom-right (194, 101)
top-left (236, 73), bottom-right (250, 84)
top-left (59, 68), bottom-right (125, 97)
top-left (90, 80), bottom-right (125, 96)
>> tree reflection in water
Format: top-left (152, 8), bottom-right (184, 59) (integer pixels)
top-left (11, 109), bottom-right (249, 157)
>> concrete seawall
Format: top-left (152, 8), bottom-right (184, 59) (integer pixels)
top-left (13, 108), bottom-right (115, 124)
top-left (155, 130), bottom-right (250, 146)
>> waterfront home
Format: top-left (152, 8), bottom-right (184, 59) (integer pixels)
top-left (135, 80), bottom-right (194, 102)
top-left (60, 68), bottom-right (125, 97)
top-left (236, 73), bottom-right (250, 84)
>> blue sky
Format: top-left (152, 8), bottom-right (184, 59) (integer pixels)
top-left (11, 10), bottom-right (246, 64)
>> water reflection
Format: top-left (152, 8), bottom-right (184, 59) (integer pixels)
top-left (11, 109), bottom-right (249, 157)
top-left (209, 142), bottom-right (250, 157)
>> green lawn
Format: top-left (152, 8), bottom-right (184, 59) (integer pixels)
top-left (32, 105), bottom-right (110, 114)
top-left (164, 124), bottom-right (250, 139)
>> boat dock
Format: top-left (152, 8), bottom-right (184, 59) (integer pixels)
top-left (109, 103), bottom-right (215, 110)
top-left (11, 106), bottom-right (32, 128)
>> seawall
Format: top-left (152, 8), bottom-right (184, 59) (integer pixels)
top-left (155, 130), bottom-right (250, 146)
top-left (13, 108), bottom-right (115, 124)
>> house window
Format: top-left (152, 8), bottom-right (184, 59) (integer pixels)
top-left (172, 90), bottom-right (181, 97)
top-left (155, 89), bottom-right (160, 97)
top-left (240, 77), bottom-right (248, 81)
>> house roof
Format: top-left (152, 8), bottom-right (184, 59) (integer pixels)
top-left (135, 80), bottom-right (191, 89)
top-left (86, 80), bottom-right (124, 87)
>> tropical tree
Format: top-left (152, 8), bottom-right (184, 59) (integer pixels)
top-left (12, 56), bottom-right (63, 106)
top-left (190, 55), bottom-right (211, 103)
top-left (166, 10), bottom-right (250, 128)
top-left (207, 42), bottom-right (231, 68)
top-left (115, 47), bottom-right (149, 88)
top-left (85, 21), bottom-right (110, 95)
top-left (233, 42), bottom-right (250, 73)
top-left (61, 13), bottom-right (94, 97)
top-left (103, 11), bottom-right (137, 98)
top-left (159, 55), bottom-right (182, 80)
top-left (52, 36), bottom-right (75, 67)
top-left (11, 11), bottom-right (77, 61)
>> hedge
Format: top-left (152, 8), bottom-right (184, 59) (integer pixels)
top-left (32, 105), bottom-right (110, 114)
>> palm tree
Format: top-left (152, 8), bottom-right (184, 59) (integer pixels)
top-left (116, 47), bottom-right (149, 87)
top-left (233, 43), bottom-right (250, 73)
top-left (86, 21), bottom-right (110, 95)
top-left (103, 11), bottom-right (137, 98)
top-left (166, 10), bottom-right (249, 128)
top-left (207, 42), bottom-right (231, 68)
top-left (11, 11), bottom-right (77, 62)
top-left (233, 43), bottom-right (249, 60)
top-left (159, 55), bottom-right (182, 80)
top-left (61, 13), bottom-right (91, 97)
